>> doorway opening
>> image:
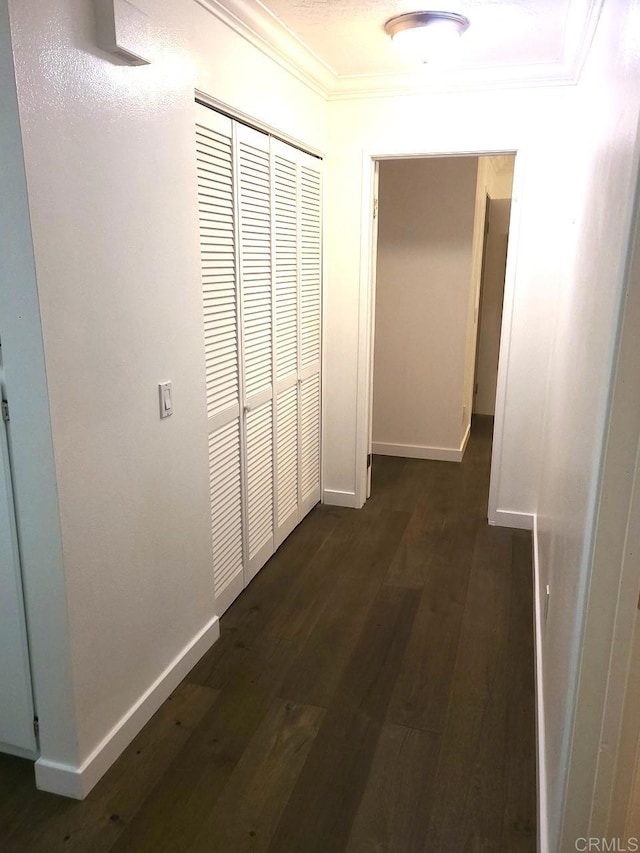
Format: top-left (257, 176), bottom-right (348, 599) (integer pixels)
top-left (364, 153), bottom-right (516, 513)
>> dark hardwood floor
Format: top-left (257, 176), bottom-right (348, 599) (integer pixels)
top-left (0, 416), bottom-right (536, 852)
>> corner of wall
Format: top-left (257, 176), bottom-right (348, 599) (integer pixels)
top-left (34, 614), bottom-right (219, 798)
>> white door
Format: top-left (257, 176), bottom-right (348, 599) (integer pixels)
top-left (237, 123), bottom-right (275, 582)
top-left (196, 104), bottom-right (245, 615)
top-left (196, 104), bottom-right (322, 614)
top-left (272, 139), bottom-right (300, 547)
top-left (0, 382), bottom-right (37, 757)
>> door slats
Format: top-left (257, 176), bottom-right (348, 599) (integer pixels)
top-left (197, 105), bottom-right (322, 612)
top-left (239, 136), bottom-right (272, 400)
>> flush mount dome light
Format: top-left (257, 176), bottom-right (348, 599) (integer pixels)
top-left (384, 11), bottom-right (470, 63)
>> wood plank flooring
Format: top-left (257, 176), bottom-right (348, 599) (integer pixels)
top-left (0, 416), bottom-right (536, 852)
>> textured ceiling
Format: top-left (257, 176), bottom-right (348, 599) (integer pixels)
top-left (257, 0), bottom-right (585, 77)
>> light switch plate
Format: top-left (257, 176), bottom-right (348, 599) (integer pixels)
top-left (159, 382), bottom-right (173, 419)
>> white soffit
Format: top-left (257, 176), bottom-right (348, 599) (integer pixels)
top-left (195, 0), bottom-right (604, 99)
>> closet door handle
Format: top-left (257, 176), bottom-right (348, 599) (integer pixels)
top-left (243, 404), bottom-right (251, 414)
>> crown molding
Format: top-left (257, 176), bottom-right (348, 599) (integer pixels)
top-left (194, 0), bottom-right (335, 98)
top-left (195, 0), bottom-right (605, 102)
top-left (326, 61), bottom-right (579, 101)
top-left (562, 0), bottom-right (604, 82)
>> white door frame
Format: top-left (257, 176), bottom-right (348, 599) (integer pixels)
top-left (355, 146), bottom-right (525, 521)
top-left (0, 371), bottom-right (37, 757)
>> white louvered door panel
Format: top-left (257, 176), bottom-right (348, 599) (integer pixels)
top-left (298, 152), bottom-right (322, 518)
top-left (299, 155), bottom-right (322, 377)
top-left (273, 140), bottom-right (298, 385)
top-left (238, 125), bottom-right (273, 402)
top-left (272, 140), bottom-right (300, 546)
top-left (275, 384), bottom-right (299, 546)
top-left (299, 372), bottom-right (321, 515)
top-left (196, 105), bottom-right (323, 606)
top-left (196, 103), bottom-right (244, 615)
top-left (208, 420), bottom-right (243, 614)
top-left (245, 399), bottom-right (274, 581)
top-left (237, 123), bottom-right (274, 577)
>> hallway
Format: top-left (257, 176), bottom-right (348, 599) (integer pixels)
top-left (0, 417), bottom-right (536, 852)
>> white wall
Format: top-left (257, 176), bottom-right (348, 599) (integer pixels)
top-left (602, 192), bottom-right (640, 841)
top-left (372, 157), bottom-right (478, 458)
top-left (474, 198), bottom-right (512, 416)
top-left (324, 86), bottom-right (571, 513)
top-left (532, 0), bottom-right (640, 845)
top-left (7, 0), bottom-right (326, 794)
top-left (186, 2), bottom-right (326, 147)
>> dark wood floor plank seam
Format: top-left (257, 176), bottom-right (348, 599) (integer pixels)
top-left (266, 585), bottom-right (421, 853)
top-left (185, 698), bottom-right (327, 853)
top-left (424, 517), bottom-right (516, 851)
top-left (385, 519), bottom-right (477, 733)
top-left (110, 636), bottom-right (300, 852)
top-left (344, 722), bottom-right (442, 853)
top-left (276, 510), bottom-right (411, 709)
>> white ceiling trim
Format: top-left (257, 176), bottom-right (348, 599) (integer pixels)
top-left (195, 0), bottom-right (604, 101)
top-left (562, 0), bottom-right (604, 83)
top-left (328, 62), bottom-right (577, 101)
top-left (194, 0), bottom-right (334, 97)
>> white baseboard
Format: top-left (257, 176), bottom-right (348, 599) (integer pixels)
top-left (489, 509), bottom-right (534, 530)
top-left (372, 435), bottom-right (467, 463)
top-left (460, 422), bottom-right (471, 458)
top-left (35, 614), bottom-right (220, 799)
top-left (322, 488), bottom-right (358, 508)
top-left (532, 515), bottom-right (549, 853)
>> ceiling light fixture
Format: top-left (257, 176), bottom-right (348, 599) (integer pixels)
top-left (384, 11), bottom-right (470, 64)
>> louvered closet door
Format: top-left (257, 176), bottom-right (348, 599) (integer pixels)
top-left (298, 151), bottom-right (322, 516)
top-left (272, 139), bottom-right (300, 547)
top-left (196, 104), bottom-right (244, 615)
top-left (237, 123), bottom-right (274, 580)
